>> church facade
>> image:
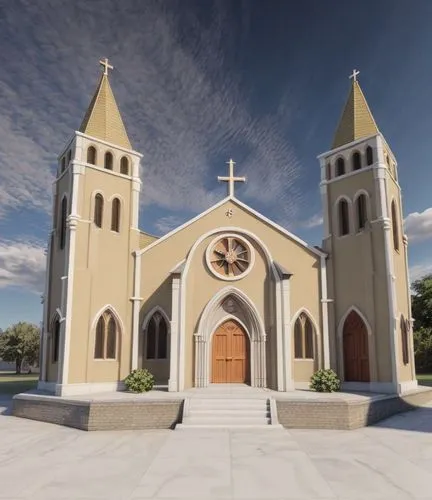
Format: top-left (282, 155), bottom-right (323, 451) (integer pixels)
top-left (38, 61), bottom-right (417, 396)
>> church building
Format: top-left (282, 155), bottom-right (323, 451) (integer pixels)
top-left (38, 60), bottom-right (417, 396)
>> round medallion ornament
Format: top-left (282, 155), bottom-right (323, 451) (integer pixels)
top-left (206, 234), bottom-right (254, 281)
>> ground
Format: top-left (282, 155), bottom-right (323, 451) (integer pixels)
top-left (0, 371), bottom-right (37, 395)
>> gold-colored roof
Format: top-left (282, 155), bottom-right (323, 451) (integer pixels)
top-left (79, 73), bottom-right (132, 149)
top-left (139, 231), bottom-right (158, 249)
top-left (332, 79), bottom-right (379, 149)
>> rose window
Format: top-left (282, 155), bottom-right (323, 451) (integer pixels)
top-left (209, 236), bottom-right (252, 279)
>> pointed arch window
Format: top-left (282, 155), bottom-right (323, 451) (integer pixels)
top-left (120, 156), bottom-right (129, 175)
top-left (338, 199), bottom-right (350, 236)
top-left (61, 157), bottom-right (66, 173)
top-left (87, 146), bottom-right (97, 165)
top-left (294, 313), bottom-right (314, 359)
top-left (326, 163), bottom-right (331, 180)
top-left (94, 194), bottom-right (104, 228)
top-left (356, 194), bottom-right (368, 231)
top-left (366, 146), bottom-right (373, 166)
top-left (104, 152), bottom-right (113, 170)
top-left (52, 317), bottom-right (60, 363)
top-left (400, 315), bottom-right (410, 365)
top-left (391, 200), bottom-right (400, 251)
top-left (94, 310), bottom-right (118, 360)
top-left (59, 196), bottom-right (67, 250)
top-left (336, 157), bottom-right (345, 176)
top-left (111, 198), bottom-right (121, 233)
top-left (145, 312), bottom-right (168, 360)
top-left (352, 151), bottom-right (361, 171)
top-left (67, 150), bottom-right (72, 166)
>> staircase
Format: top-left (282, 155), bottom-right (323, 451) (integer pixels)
top-left (176, 397), bottom-right (282, 429)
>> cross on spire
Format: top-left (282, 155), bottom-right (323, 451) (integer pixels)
top-left (218, 159), bottom-right (246, 197)
top-left (349, 69), bottom-right (360, 82)
top-left (99, 57), bottom-right (114, 76)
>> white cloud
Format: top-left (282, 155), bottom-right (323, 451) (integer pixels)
top-left (0, 239), bottom-right (46, 293)
top-left (409, 262), bottom-right (432, 283)
top-left (404, 207), bottom-right (432, 243)
top-left (153, 215), bottom-right (185, 235)
top-left (0, 0), bottom-right (303, 225)
top-left (301, 213), bottom-right (323, 229)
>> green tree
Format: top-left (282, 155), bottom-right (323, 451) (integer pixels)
top-left (0, 322), bottom-right (40, 374)
top-left (411, 274), bottom-right (432, 330)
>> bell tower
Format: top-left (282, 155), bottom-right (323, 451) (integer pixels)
top-left (318, 70), bottom-right (417, 394)
top-left (39, 59), bottom-right (142, 396)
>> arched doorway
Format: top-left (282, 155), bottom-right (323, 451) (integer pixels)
top-left (343, 310), bottom-right (370, 382)
top-left (211, 319), bottom-right (250, 383)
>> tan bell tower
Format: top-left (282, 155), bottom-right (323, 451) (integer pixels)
top-left (317, 70), bottom-right (417, 394)
top-left (39, 59), bottom-right (143, 396)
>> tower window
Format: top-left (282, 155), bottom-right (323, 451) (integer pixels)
top-left (145, 312), bottom-right (168, 360)
top-left (356, 194), bottom-right (368, 231)
top-left (336, 157), bottom-right (345, 176)
top-left (61, 157), bottom-right (66, 173)
top-left (104, 152), bottom-right (113, 170)
top-left (400, 315), bottom-right (409, 365)
top-left (59, 196), bottom-right (67, 250)
top-left (352, 151), bottom-right (361, 171)
top-left (94, 310), bottom-right (118, 360)
top-left (111, 198), bottom-right (121, 233)
top-left (67, 150), bottom-right (72, 166)
top-left (338, 199), bottom-right (350, 236)
top-left (94, 194), bottom-right (104, 228)
top-left (326, 163), bottom-right (331, 180)
top-left (366, 146), bottom-right (373, 166)
top-left (87, 146), bottom-right (97, 165)
top-left (52, 317), bottom-right (60, 363)
top-left (391, 200), bottom-right (400, 251)
top-left (294, 313), bottom-right (314, 359)
top-left (120, 156), bottom-right (129, 175)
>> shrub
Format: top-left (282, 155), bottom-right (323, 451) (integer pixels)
top-left (414, 327), bottom-right (432, 373)
top-left (124, 368), bottom-right (154, 393)
top-left (310, 368), bottom-right (341, 393)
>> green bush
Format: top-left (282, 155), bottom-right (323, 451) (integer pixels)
top-left (310, 368), bottom-right (341, 393)
top-left (124, 368), bottom-right (154, 393)
top-left (414, 327), bottom-right (432, 373)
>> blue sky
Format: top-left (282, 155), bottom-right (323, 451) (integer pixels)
top-left (0, 0), bottom-right (431, 329)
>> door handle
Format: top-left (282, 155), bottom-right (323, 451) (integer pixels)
top-left (226, 357), bottom-right (233, 361)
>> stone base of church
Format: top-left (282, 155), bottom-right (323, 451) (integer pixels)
top-left (12, 384), bottom-right (432, 432)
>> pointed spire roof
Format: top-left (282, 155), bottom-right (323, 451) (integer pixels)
top-left (79, 59), bottom-right (132, 149)
top-left (332, 71), bottom-right (379, 149)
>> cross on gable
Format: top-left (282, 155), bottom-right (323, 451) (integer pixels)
top-left (217, 159), bottom-right (246, 197)
top-left (99, 57), bottom-right (114, 76)
top-left (349, 69), bottom-right (360, 81)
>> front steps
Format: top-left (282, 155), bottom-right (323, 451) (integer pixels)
top-left (176, 397), bottom-right (282, 429)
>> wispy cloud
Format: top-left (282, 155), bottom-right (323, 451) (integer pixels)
top-left (0, 0), bottom-right (302, 226)
top-left (404, 207), bottom-right (432, 243)
top-left (409, 261), bottom-right (432, 283)
top-left (0, 239), bottom-right (46, 293)
top-left (301, 213), bottom-right (323, 229)
top-left (153, 215), bottom-right (186, 235)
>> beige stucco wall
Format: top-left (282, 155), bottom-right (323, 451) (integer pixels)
top-left (139, 198), bottom-right (322, 388)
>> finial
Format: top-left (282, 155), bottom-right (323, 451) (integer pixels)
top-left (217, 158), bottom-right (246, 197)
top-left (349, 69), bottom-right (360, 82)
top-left (99, 57), bottom-right (114, 76)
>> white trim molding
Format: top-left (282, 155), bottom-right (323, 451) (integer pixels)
top-left (54, 381), bottom-right (126, 397)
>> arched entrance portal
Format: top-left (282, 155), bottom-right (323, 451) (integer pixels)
top-left (343, 310), bottom-right (370, 382)
top-left (211, 319), bottom-right (250, 383)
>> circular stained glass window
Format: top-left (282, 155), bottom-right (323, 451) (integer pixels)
top-left (207, 235), bottom-right (253, 280)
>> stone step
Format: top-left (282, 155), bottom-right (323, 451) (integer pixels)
top-left (188, 398), bottom-right (267, 407)
top-left (183, 416), bottom-right (271, 426)
top-left (176, 423), bottom-right (283, 430)
top-left (189, 409), bottom-right (270, 417)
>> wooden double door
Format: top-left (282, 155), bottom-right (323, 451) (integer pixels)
top-left (343, 311), bottom-right (370, 382)
top-left (211, 320), bottom-right (249, 383)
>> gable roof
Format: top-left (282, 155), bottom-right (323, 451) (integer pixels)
top-left (137, 196), bottom-right (326, 258)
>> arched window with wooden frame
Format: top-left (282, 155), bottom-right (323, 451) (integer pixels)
top-left (145, 311), bottom-right (168, 360)
top-left (120, 156), bottom-right (129, 175)
top-left (52, 316), bottom-right (61, 363)
top-left (400, 315), bottom-right (410, 365)
top-left (94, 309), bottom-right (119, 360)
top-left (336, 157), bottom-right (345, 176)
top-left (356, 194), bottom-right (368, 231)
top-left (59, 196), bottom-right (67, 250)
top-left (104, 151), bottom-right (113, 170)
top-left (352, 151), bottom-right (361, 171)
top-left (94, 193), bottom-right (104, 228)
top-left (338, 198), bottom-right (350, 236)
top-left (294, 312), bottom-right (314, 359)
top-left (111, 198), bottom-right (121, 233)
top-left (366, 146), bottom-right (373, 166)
top-left (391, 200), bottom-right (400, 251)
top-left (87, 146), bottom-right (97, 165)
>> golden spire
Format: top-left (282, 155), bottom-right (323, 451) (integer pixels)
top-left (79, 58), bottom-right (132, 149)
top-left (332, 70), bottom-right (379, 149)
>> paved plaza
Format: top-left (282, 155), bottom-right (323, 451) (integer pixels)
top-left (1, 398), bottom-right (432, 500)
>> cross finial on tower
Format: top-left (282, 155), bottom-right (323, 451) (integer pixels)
top-left (99, 57), bottom-right (114, 76)
top-left (217, 158), bottom-right (246, 197)
top-left (349, 69), bottom-right (360, 82)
